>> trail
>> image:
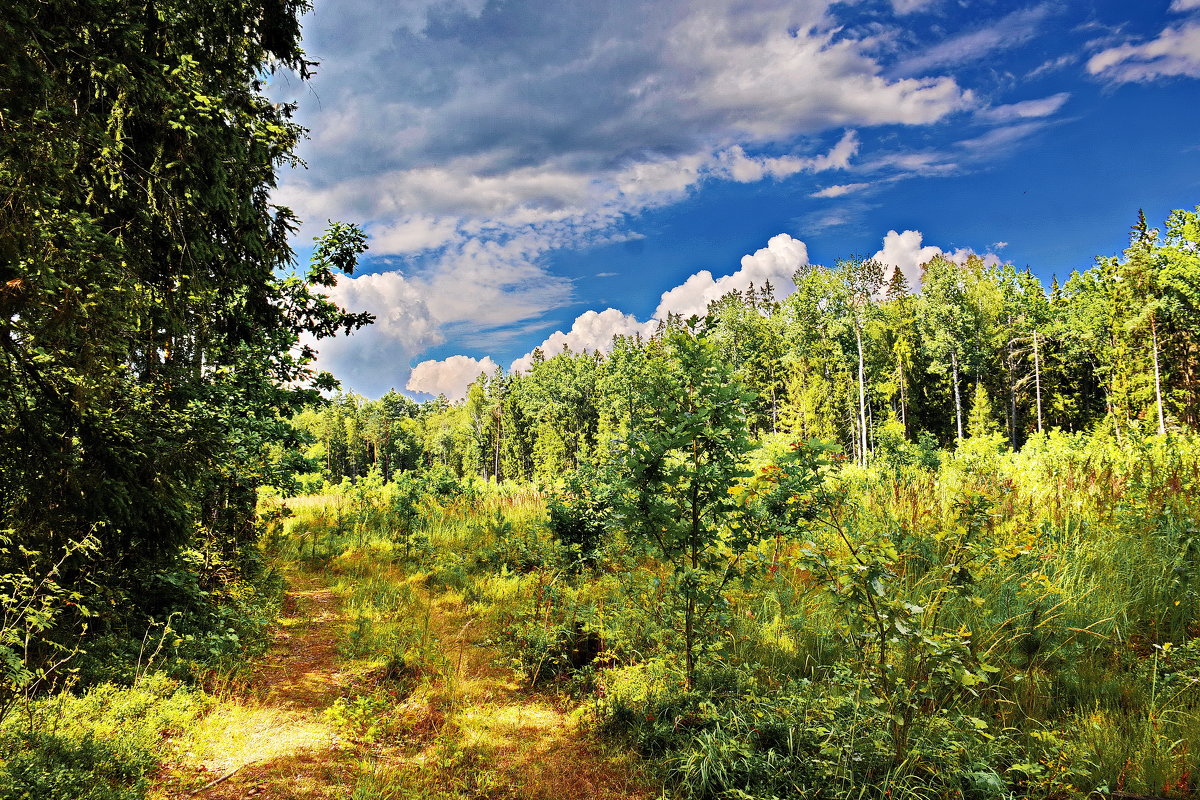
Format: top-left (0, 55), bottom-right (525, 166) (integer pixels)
top-left (158, 566), bottom-right (654, 800)
top-left (160, 573), bottom-right (357, 800)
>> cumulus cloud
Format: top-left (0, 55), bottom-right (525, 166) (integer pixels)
top-left (504, 233), bottom-right (810, 376)
top-left (872, 230), bottom-right (944, 291)
top-left (871, 230), bottom-right (1000, 290)
top-left (510, 309), bottom-right (655, 373)
top-left (1087, 21), bottom-right (1200, 82)
top-left (407, 355), bottom-right (499, 401)
top-left (309, 235), bottom-right (573, 396)
top-left (654, 234), bottom-right (809, 320)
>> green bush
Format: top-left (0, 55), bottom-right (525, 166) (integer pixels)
top-left (545, 463), bottom-right (617, 566)
top-left (0, 731), bottom-right (151, 800)
top-left (0, 674), bottom-right (206, 800)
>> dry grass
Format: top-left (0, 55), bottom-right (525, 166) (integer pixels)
top-left (153, 532), bottom-right (656, 800)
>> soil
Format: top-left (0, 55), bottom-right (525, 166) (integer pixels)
top-left (158, 568), bottom-right (655, 800)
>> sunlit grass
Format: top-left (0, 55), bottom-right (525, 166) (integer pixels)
top-left (178, 701), bottom-right (340, 774)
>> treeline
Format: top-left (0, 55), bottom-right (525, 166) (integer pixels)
top-left (302, 207), bottom-right (1200, 482)
top-left (0, 0), bottom-right (368, 691)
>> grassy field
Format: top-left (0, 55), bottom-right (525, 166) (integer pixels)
top-left (2, 430), bottom-right (1198, 800)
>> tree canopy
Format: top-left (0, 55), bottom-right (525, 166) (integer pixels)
top-left (0, 0), bottom-right (369, 624)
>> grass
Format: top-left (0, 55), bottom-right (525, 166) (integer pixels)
top-left (5, 429), bottom-right (1197, 800)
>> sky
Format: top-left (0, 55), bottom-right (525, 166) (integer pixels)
top-left (268, 0), bottom-right (1200, 400)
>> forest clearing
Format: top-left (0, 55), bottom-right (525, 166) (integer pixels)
top-left (12, 426), bottom-right (1199, 800)
top-left (5, 1), bottom-right (1200, 799)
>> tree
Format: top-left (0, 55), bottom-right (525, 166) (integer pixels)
top-left (779, 265), bottom-right (855, 452)
top-left (614, 320), bottom-right (755, 689)
top-left (0, 0), bottom-right (370, 626)
top-left (878, 270), bottom-right (919, 437)
top-left (1159, 208), bottom-right (1200, 427)
top-left (920, 257), bottom-right (973, 442)
top-left (707, 290), bottom-right (788, 435)
top-left (840, 256), bottom-right (885, 466)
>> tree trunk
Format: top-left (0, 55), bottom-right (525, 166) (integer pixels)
top-left (855, 323), bottom-right (868, 466)
top-left (1152, 315), bottom-right (1166, 435)
top-left (770, 383), bottom-right (778, 434)
top-left (1006, 325), bottom-right (1017, 446)
top-left (686, 437), bottom-right (700, 691)
top-left (951, 349), bottom-right (963, 441)
top-left (1033, 332), bottom-right (1043, 434)
top-left (493, 405), bottom-right (503, 481)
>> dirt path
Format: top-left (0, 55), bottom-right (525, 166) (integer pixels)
top-left (420, 589), bottom-right (656, 800)
top-left (159, 573), bottom-right (356, 800)
top-left (158, 568), bottom-right (655, 800)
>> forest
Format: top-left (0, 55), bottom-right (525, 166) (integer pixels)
top-left (296, 210), bottom-right (1200, 486)
top-left (2, 0), bottom-right (1200, 798)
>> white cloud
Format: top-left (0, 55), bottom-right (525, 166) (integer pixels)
top-left (313, 271), bottom-right (441, 397)
top-left (891, 0), bottom-right (936, 13)
top-left (1026, 54), bottom-right (1078, 80)
top-left (976, 92), bottom-right (1070, 124)
top-left (872, 230), bottom-right (943, 291)
top-left (277, 0), bottom-right (973, 258)
top-left (510, 309), bottom-right (655, 373)
top-left (505, 233), bottom-right (810, 375)
top-left (1087, 21), bottom-right (1200, 82)
top-left (871, 229), bottom-right (1000, 291)
top-left (309, 234), bottom-right (574, 396)
top-left (810, 182), bottom-right (872, 198)
top-left (406, 355), bottom-right (499, 401)
top-left (956, 121), bottom-right (1050, 155)
top-left (944, 248), bottom-right (1000, 269)
top-left (419, 237), bottom-right (572, 335)
top-left (1170, 0), bottom-right (1200, 11)
top-left (369, 216), bottom-right (460, 254)
top-left (654, 233), bottom-right (808, 320)
top-left (895, 5), bottom-right (1053, 74)
top-left (714, 131), bottom-right (861, 183)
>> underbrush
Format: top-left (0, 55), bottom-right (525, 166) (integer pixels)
top-left (0, 674), bottom-right (207, 800)
top-left (0, 522), bottom-right (285, 799)
top-left (266, 431), bottom-right (1200, 799)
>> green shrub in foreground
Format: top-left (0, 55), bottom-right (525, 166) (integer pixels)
top-left (0, 674), bottom-right (208, 800)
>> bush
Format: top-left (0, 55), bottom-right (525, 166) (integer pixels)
top-left (545, 463), bottom-right (617, 566)
top-left (0, 731), bottom-right (151, 800)
top-left (0, 674), bottom-right (207, 800)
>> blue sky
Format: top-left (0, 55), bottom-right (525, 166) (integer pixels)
top-left (270, 0), bottom-right (1200, 399)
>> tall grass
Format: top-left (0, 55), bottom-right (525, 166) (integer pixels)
top-left (272, 431), bottom-right (1200, 799)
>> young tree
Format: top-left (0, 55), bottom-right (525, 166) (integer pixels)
top-left (614, 320), bottom-right (756, 690)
